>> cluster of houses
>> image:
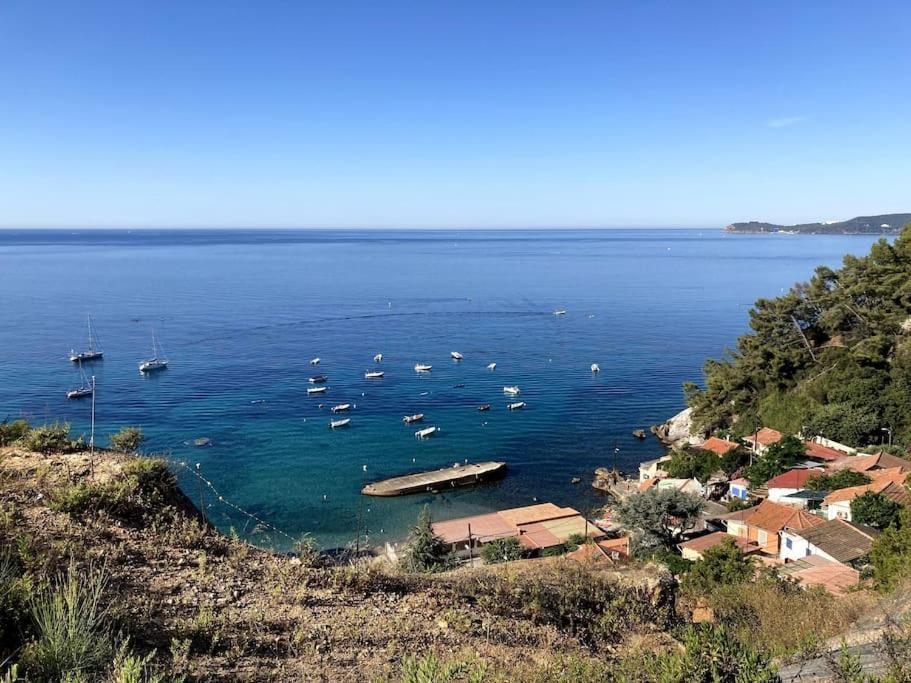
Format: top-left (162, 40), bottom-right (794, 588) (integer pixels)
top-left (644, 427), bottom-right (911, 593)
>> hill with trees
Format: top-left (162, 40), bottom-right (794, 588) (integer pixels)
top-left (725, 213), bottom-right (911, 234)
top-left (686, 223), bottom-right (911, 450)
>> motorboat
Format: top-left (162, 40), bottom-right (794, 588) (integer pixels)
top-left (486, 362), bottom-right (496, 370)
top-left (503, 386), bottom-right (521, 395)
top-left (309, 375), bottom-right (328, 383)
top-left (402, 413), bottom-right (424, 424)
top-left (553, 309), bottom-right (567, 316)
top-left (450, 351), bottom-right (463, 360)
top-left (453, 383), bottom-right (465, 388)
top-left (373, 353), bottom-right (383, 362)
top-left (307, 386), bottom-right (327, 395)
top-left (507, 401), bottom-right (526, 410)
top-left (477, 404), bottom-right (491, 412)
top-left (139, 331), bottom-right (168, 373)
top-left (329, 418), bottom-right (350, 429)
top-left (591, 363), bottom-right (601, 373)
top-left (310, 358), bottom-right (321, 365)
top-left (415, 426), bottom-right (438, 438)
top-left (414, 363), bottom-right (432, 372)
top-left (69, 315), bottom-right (103, 362)
top-left (364, 370), bottom-right (384, 379)
top-left (330, 404), bottom-right (351, 413)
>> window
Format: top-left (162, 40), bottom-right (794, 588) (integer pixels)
top-left (757, 529), bottom-right (767, 545)
top-left (785, 538), bottom-right (792, 550)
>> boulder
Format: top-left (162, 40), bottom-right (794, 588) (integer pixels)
top-left (650, 407), bottom-right (702, 449)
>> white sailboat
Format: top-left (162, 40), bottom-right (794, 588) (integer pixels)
top-left (139, 331), bottom-right (168, 373)
top-left (70, 315), bottom-right (103, 362)
top-left (67, 363), bottom-right (94, 399)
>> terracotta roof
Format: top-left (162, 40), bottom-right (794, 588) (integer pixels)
top-left (779, 555), bottom-right (859, 594)
top-left (597, 536), bottom-right (630, 557)
top-left (700, 437), bottom-right (739, 456)
top-left (742, 499), bottom-right (826, 533)
top-left (792, 519), bottom-right (879, 563)
top-left (824, 470), bottom-right (908, 504)
top-left (881, 482), bottom-right (911, 507)
top-left (566, 536), bottom-right (631, 564)
top-left (871, 452), bottom-right (911, 473)
top-left (638, 478), bottom-right (659, 492)
top-left (432, 512), bottom-right (514, 545)
top-left (498, 503), bottom-right (578, 527)
top-left (678, 531), bottom-right (760, 555)
top-left (804, 441), bottom-right (845, 462)
top-left (748, 428), bottom-right (783, 447)
top-left (829, 454), bottom-right (880, 473)
top-left (765, 468), bottom-right (821, 490)
top-left (731, 478), bottom-right (749, 486)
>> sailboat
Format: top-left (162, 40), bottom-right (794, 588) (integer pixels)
top-left (67, 363), bottom-right (94, 399)
top-left (69, 315), bottom-right (103, 362)
top-left (139, 331), bottom-right (169, 373)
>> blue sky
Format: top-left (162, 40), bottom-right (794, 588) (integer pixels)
top-left (0, 1), bottom-right (908, 228)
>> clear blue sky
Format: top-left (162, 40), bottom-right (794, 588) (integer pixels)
top-left (1, 1), bottom-right (908, 228)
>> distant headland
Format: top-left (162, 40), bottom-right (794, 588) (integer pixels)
top-left (724, 213), bottom-right (911, 235)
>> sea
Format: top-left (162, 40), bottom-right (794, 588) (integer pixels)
top-left (0, 228), bottom-right (885, 551)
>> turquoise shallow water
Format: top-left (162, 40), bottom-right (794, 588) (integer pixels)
top-left (0, 228), bottom-right (884, 550)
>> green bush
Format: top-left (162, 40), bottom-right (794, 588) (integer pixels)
top-left (0, 419), bottom-right (30, 447)
top-left (870, 508), bottom-right (911, 591)
top-left (0, 549), bottom-right (32, 650)
top-left (664, 446), bottom-right (719, 483)
top-left (653, 623), bottom-right (778, 682)
top-left (480, 537), bottom-right (525, 564)
top-left (851, 491), bottom-right (903, 530)
top-left (23, 562), bottom-right (113, 682)
top-left (109, 427), bottom-right (145, 453)
top-left (399, 505), bottom-right (451, 573)
top-left (805, 469), bottom-right (870, 491)
top-left (682, 538), bottom-right (754, 595)
top-left (21, 422), bottom-right (75, 454)
top-left (616, 488), bottom-right (705, 551)
top-left (743, 435), bottom-right (805, 487)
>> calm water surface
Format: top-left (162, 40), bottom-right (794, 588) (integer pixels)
top-left (0, 229), bottom-right (883, 550)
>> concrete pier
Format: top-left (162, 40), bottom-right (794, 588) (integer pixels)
top-left (361, 461), bottom-right (506, 497)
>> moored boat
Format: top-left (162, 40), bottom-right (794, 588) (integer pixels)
top-left (415, 426), bottom-right (438, 438)
top-left (70, 315), bottom-right (104, 363)
top-left (553, 309), bottom-right (567, 316)
top-left (591, 363), bottom-right (601, 373)
top-left (507, 401), bottom-right (526, 410)
top-left (310, 357), bottom-right (321, 365)
top-left (403, 413), bottom-right (424, 424)
top-left (139, 331), bottom-right (168, 373)
top-left (450, 351), bottom-right (463, 360)
top-left (364, 370), bottom-right (384, 379)
top-left (477, 404), bottom-right (491, 412)
top-left (329, 418), bottom-right (350, 429)
top-left (486, 362), bottom-right (496, 370)
top-left (331, 403), bottom-right (351, 413)
top-left (373, 353), bottom-right (383, 362)
top-left (414, 363), bottom-right (432, 372)
top-left (67, 387), bottom-right (94, 399)
top-left (309, 375), bottom-right (328, 383)
top-left (307, 386), bottom-right (327, 395)
top-left (503, 386), bottom-right (521, 395)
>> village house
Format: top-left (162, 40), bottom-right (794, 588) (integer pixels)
top-left (720, 499), bottom-right (825, 555)
top-left (566, 535), bottom-right (630, 564)
top-left (803, 440), bottom-right (847, 463)
top-left (779, 518), bottom-right (879, 565)
top-left (776, 489), bottom-right (828, 510)
top-left (776, 555), bottom-right (861, 595)
top-left (728, 477), bottom-right (749, 501)
top-left (638, 454), bottom-right (672, 482)
top-left (677, 531), bottom-right (760, 561)
top-left (743, 427), bottom-right (782, 455)
top-left (699, 436), bottom-right (739, 456)
top-left (805, 435), bottom-right (856, 457)
top-left (828, 451), bottom-right (911, 475)
top-left (765, 467), bottom-right (823, 503)
top-left (431, 502), bottom-right (603, 561)
top-left (638, 477), bottom-right (704, 496)
top-left (823, 469), bottom-right (910, 522)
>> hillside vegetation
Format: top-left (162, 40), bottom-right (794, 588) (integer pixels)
top-left (686, 223), bottom-right (911, 449)
top-left (725, 213), bottom-right (911, 234)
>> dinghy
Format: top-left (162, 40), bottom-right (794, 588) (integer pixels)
top-left (402, 413), bottom-right (424, 424)
top-left (364, 370), bottom-right (384, 379)
top-left (307, 386), bottom-right (327, 395)
top-left (415, 426), bottom-right (438, 438)
top-left (507, 401), bottom-right (526, 410)
top-left (330, 404), bottom-right (351, 413)
top-left (450, 351), bottom-right (463, 360)
top-left (414, 363), bottom-right (432, 372)
top-left (503, 386), bottom-right (521, 395)
top-left (330, 418), bottom-right (350, 429)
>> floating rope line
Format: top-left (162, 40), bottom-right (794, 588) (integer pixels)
top-left (174, 460), bottom-right (298, 545)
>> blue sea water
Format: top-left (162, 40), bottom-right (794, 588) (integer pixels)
top-left (0, 229), bottom-right (884, 550)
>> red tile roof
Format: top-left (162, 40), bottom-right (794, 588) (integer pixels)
top-left (765, 468), bottom-right (821, 490)
top-left (700, 437), bottom-right (739, 456)
top-left (742, 499), bottom-right (826, 533)
top-left (823, 469), bottom-right (908, 504)
top-left (749, 428), bottom-right (783, 447)
top-left (779, 555), bottom-right (860, 595)
top-left (678, 531), bottom-right (760, 555)
top-left (804, 441), bottom-right (845, 462)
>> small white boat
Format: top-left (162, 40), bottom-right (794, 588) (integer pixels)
top-left (553, 309), bottom-right (567, 316)
top-left (414, 363), bottom-right (432, 372)
top-left (310, 358), bottom-right (321, 365)
top-left (503, 386), bottom-right (521, 395)
top-left (415, 426), bottom-right (438, 438)
top-left (486, 362), bottom-right (496, 370)
top-left (507, 401), bottom-right (526, 410)
top-left (591, 363), bottom-right (601, 373)
top-left (373, 353), bottom-right (383, 363)
top-left (330, 418), bottom-right (350, 429)
top-left (364, 370), bottom-right (384, 379)
top-left (139, 331), bottom-right (168, 373)
top-left (450, 351), bottom-right (463, 360)
top-left (403, 413), bottom-right (424, 424)
top-left (309, 375), bottom-right (328, 383)
top-left (307, 386), bottom-right (327, 395)
top-left (331, 403), bottom-right (351, 413)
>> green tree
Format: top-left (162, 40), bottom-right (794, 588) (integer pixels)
top-left (479, 537), bottom-right (525, 564)
top-left (682, 537), bottom-right (754, 595)
top-left (21, 422), bottom-right (74, 454)
top-left (743, 435), bottom-right (805, 487)
top-left (109, 426), bottom-right (145, 453)
top-left (719, 446), bottom-right (750, 478)
top-left (804, 403), bottom-right (881, 448)
top-left (665, 447), bottom-right (719, 483)
top-left (870, 508), bottom-right (911, 591)
top-left (0, 419), bottom-right (29, 447)
top-left (851, 491), bottom-right (903, 529)
top-left (616, 488), bottom-right (705, 550)
top-left (399, 505), bottom-right (450, 573)
top-left (805, 469), bottom-right (870, 491)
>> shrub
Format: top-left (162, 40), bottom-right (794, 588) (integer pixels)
top-left (0, 419), bottom-right (30, 447)
top-left (23, 562), bottom-right (113, 682)
top-left (805, 469), bottom-right (870, 491)
top-left (109, 427), bottom-right (145, 453)
top-left (657, 623), bottom-right (778, 682)
top-left (719, 446), bottom-right (751, 478)
top-left (743, 435), bottom-right (805, 487)
top-left (399, 505), bottom-right (450, 573)
top-left (616, 488), bottom-right (705, 551)
top-left (0, 549), bottom-right (32, 650)
top-left (665, 446), bottom-right (719, 483)
top-left (870, 508), bottom-right (911, 591)
top-left (399, 653), bottom-right (487, 683)
top-left (480, 537), bottom-right (525, 564)
top-left (851, 491), bottom-right (903, 530)
top-left (682, 538), bottom-right (754, 595)
top-left (21, 422), bottom-right (74, 454)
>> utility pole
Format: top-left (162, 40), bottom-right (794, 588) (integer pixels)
top-left (467, 523), bottom-right (473, 567)
top-left (90, 375), bottom-right (96, 481)
top-left (196, 463), bottom-right (206, 524)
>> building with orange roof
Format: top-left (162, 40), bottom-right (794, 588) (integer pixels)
top-left (828, 452), bottom-right (911, 475)
top-left (678, 531), bottom-right (761, 561)
top-left (743, 427), bottom-right (782, 454)
top-left (700, 436), bottom-right (739, 456)
top-left (803, 440), bottom-right (846, 463)
top-left (566, 535), bottom-right (631, 564)
top-left (431, 502), bottom-right (603, 561)
top-left (777, 555), bottom-right (860, 595)
top-left (823, 469), bottom-right (910, 522)
top-left (766, 467), bottom-right (823, 503)
top-left (721, 499), bottom-right (825, 555)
